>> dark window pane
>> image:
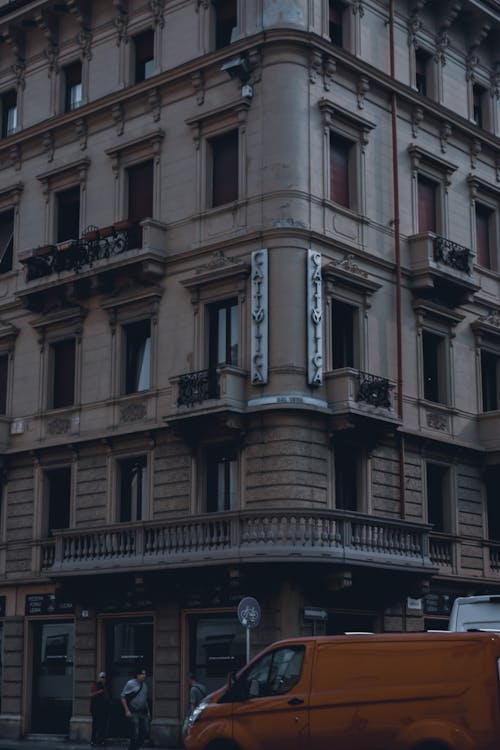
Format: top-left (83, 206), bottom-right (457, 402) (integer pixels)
top-left (330, 134), bottom-right (350, 207)
top-left (215, 0), bottom-right (237, 49)
top-left (486, 467), bottom-right (500, 541)
top-left (52, 339), bottom-right (75, 409)
top-left (0, 354), bottom-right (8, 415)
top-left (332, 299), bottom-right (354, 369)
top-left (128, 160), bottom-right (153, 246)
top-left (46, 467), bottom-right (71, 535)
top-left (481, 350), bottom-right (498, 412)
top-left (120, 456), bottom-right (147, 522)
top-left (329, 1), bottom-right (344, 46)
top-left (475, 204), bottom-right (491, 269)
top-left (422, 330), bottom-right (442, 403)
top-left (418, 175), bottom-right (437, 233)
top-left (125, 320), bottom-right (151, 394)
top-left (427, 463), bottom-right (447, 532)
top-left (473, 85), bottom-right (484, 128)
top-left (415, 49), bottom-right (429, 96)
top-left (57, 187), bottom-right (80, 243)
top-left (208, 299), bottom-right (238, 369)
top-left (1, 90), bottom-right (17, 137)
top-left (0, 210), bottom-right (13, 274)
top-left (206, 445), bottom-right (237, 512)
top-left (335, 443), bottom-right (357, 511)
top-left (211, 131), bottom-right (238, 207)
top-left (64, 61), bottom-right (82, 111)
top-left (134, 30), bottom-right (154, 83)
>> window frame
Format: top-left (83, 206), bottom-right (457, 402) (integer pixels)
top-left (0, 321), bottom-right (18, 418)
top-left (480, 349), bottom-right (499, 412)
top-left (0, 183), bottom-right (22, 276)
top-left (55, 186), bottom-right (81, 244)
top-left (209, 129), bottom-right (239, 208)
top-left (467, 175), bottom-right (499, 273)
top-left (132, 28), bottom-right (155, 84)
top-left (62, 60), bottom-right (83, 113)
top-left (425, 461), bottom-right (453, 535)
top-left (202, 442), bottom-right (239, 513)
top-left (37, 158), bottom-right (89, 246)
top-left (123, 318), bottom-right (152, 396)
top-left (49, 337), bottom-right (77, 411)
top-left (117, 453), bottom-right (149, 523)
top-left (213, 0), bottom-right (237, 50)
top-left (485, 466), bottom-right (500, 542)
top-left (43, 465), bottom-right (73, 538)
top-left (408, 145), bottom-right (457, 238)
top-left (0, 89), bottom-right (17, 138)
top-left (0, 208), bottom-right (14, 275)
top-left (334, 441), bottom-right (364, 512)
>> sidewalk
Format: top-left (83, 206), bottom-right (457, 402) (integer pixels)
top-left (0, 740), bottom-right (183, 750)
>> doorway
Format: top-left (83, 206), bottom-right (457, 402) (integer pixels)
top-left (31, 621), bottom-right (74, 734)
top-left (104, 617), bottom-right (153, 739)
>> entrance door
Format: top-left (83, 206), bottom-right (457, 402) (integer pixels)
top-left (31, 621), bottom-right (74, 734)
top-left (105, 617), bottom-right (153, 739)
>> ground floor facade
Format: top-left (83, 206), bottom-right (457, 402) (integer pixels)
top-left (0, 564), bottom-right (498, 747)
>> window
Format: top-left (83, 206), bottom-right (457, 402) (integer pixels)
top-left (205, 444), bottom-right (237, 512)
top-left (486, 467), bottom-right (500, 541)
top-left (417, 175), bottom-right (437, 233)
top-left (214, 0), bottom-right (237, 49)
top-left (124, 319), bottom-right (151, 394)
top-left (50, 339), bottom-right (75, 410)
top-left (0, 354), bottom-right (8, 415)
top-left (335, 442), bottom-right (358, 511)
top-left (475, 203), bottom-right (493, 269)
top-left (0, 209), bottom-right (13, 274)
top-left (127, 160), bottom-right (153, 247)
top-left (481, 350), bottom-right (499, 412)
top-left (56, 187), bottom-right (80, 243)
top-left (426, 463), bottom-right (450, 533)
top-left (133, 29), bottom-right (154, 83)
top-left (472, 84), bottom-right (486, 128)
top-left (119, 455), bottom-right (147, 522)
top-left (63, 61), bottom-right (82, 112)
top-left (210, 130), bottom-right (238, 208)
top-left (45, 467), bottom-right (71, 536)
top-left (1, 90), bottom-right (17, 138)
top-left (228, 646), bottom-right (305, 701)
top-left (422, 330), bottom-right (447, 404)
top-left (329, 1), bottom-right (345, 46)
top-left (332, 299), bottom-right (355, 369)
top-left (330, 133), bottom-right (352, 208)
top-left (415, 48), bottom-right (432, 96)
top-left (208, 298), bottom-right (238, 369)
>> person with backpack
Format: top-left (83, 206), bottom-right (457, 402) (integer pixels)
top-left (120, 667), bottom-right (151, 750)
top-left (187, 671), bottom-right (207, 712)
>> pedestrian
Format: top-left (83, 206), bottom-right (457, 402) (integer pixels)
top-left (120, 666), bottom-right (151, 750)
top-left (90, 671), bottom-right (110, 747)
top-left (187, 671), bottom-right (207, 712)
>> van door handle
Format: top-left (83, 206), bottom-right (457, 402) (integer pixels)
top-left (288, 697), bottom-right (304, 706)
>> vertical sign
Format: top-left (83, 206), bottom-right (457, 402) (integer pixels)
top-left (251, 248), bottom-right (268, 385)
top-left (307, 249), bottom-right (323, 386)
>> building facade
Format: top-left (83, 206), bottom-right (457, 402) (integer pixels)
top-left (0, 0), bottom-right (498, 745)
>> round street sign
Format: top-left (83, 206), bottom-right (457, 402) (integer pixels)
top-left (237, 596), bottom-right (261, 629)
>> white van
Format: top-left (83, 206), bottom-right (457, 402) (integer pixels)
top-left (448, 595), bottom-right (500, 631)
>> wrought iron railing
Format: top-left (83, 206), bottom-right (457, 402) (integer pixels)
top-left (356, 372), bottom-right (393, 408)
top-left (20, 222), bottom-right (138, 281)
top-left (433, 236), bottom-right (472, 274)
top-left (177, 369), bottom-right (220, 406)
top-left (41, 509), bottom-right (434, 573)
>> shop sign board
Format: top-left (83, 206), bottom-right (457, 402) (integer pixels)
top-left (25, 594), bottom-right (75, 616)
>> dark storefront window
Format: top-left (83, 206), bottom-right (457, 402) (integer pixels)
top-left (31, 621), bottom-right (74, 734)
top-left (187, 612), bottom-right (245, 698)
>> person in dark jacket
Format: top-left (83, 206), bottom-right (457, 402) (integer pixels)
top-left (90, 671), bottom-right (110, 747)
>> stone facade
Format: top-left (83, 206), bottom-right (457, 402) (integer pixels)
top-left (0, 0), bottom-right (498, 745)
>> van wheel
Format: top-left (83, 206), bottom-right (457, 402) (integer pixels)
top-left (414, 743), bottom-right (450, 750)
top-left (205, 741), bottom-right (239, 750)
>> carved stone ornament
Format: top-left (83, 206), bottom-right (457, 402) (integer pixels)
top-left (331, 253), bottom-right (368, 278)
top-left (42, 131), bottom-right (55, 163)
top-left (309, 50), bottom-right (323, 84)
top-left (439, 121), bottom-right (452, 153)
top-left (149, 0), bottom-right (166, 28)
top-left (356, 77), bottom-right (369, 109)
top-left (470, 138), bottom-right (481, 169)
top-left (148, 88), bottom-right (161, 122)
top-left (112, 103), bottom-right (125, 136)
top-left (411, 107), bottom-right (424, 138)
top-left (479, 310), bottom-right (500, 328)
top-left (9, 144), bottom-right (21, 171)
top-left (47, 417), bottom-right (71, 435)
top-left (113, 1), bottom-right (129, 45)
top-left (426, 411), bottom-right (448, 431)
top-left (120, 402), bottom-right (147, 423)
top-left (191, 70), bottom-right (205, 105)
top-left (196, 250), bottom-right (238, 274)
top-left (77, 27), bottom-right (93, 60)
top-left (75, 118), bottom-right (87, 150)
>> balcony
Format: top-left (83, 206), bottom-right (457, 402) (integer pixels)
top-left (408, 233), bottom-right (479, 306)
top-left (17, 219), bottom-right (167, 312)
top-left (325, 368), bottom-right (400, 433)
top-left (40, 509), bottom-right (435, 577)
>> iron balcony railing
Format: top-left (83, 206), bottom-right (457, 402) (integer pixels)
top-left (177, 369), bottom-right (220, 406)
top-left (356, 371), bottom-right (394, 409)
top-left (433, 236), bottom-right (472, 274)
top-left (20, 222), bottom-right (141, 281)
top-left (40, 509), bottom-right (434, 575)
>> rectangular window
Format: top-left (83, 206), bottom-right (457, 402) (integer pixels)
top-left (206, 444), bottom-right (237, 512)
top-left (426, 463), bottom-right (449, 533)
top-left (475, 203), bottom-right (492, 269)
top-left (56, 187), bottom-right (80, 243)
top-left (127, 160), bottom-right (154, 247)
top-left (332, 299), bottom-right (355, 369)
top-left (119, 456), bottom-right (147, 522)
top-left (417, 175), bottom-right (437, 234)
top-left (481, 350), bottom-right (499, 412)
top-left (208, 299), bottom-right (238, 369)
top-left (422, 330), bottom-right (446, 404)
top-left (45, 467), bottom-right (71, 536)
top-left (51, 339), bottom-right (75, 410)
top-left (124, 319), bottom-right (151, 394)
top-left (330, 133), bottom-right (351, 208)
top-left (134, 29), bottom-right (154, 83)
top-left (486, 467), bottom-right (500, 541)
top-left (0, 209), bottom-right (13, 274)
top-left (211, 130), bottom-right (238, 208)
top-left (215, 0), bottom-right (237, 50)
top-left (0, 354), bottom-right (8, 415)
top-left (472, 84), bottom-right (486, 128)
top-left (335, 443), bottom-right (358, 511)
top-left (64, 61), bottom-right (82, 112)
top-left (415, 48), bottom-right (431, 96)
top-left (329, 1), bottom-right (345, 46)
top-left (1, 90), bottom-right (17, 138)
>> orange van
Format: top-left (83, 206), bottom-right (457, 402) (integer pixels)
top-left (183, 631), bottom-right (500, 750)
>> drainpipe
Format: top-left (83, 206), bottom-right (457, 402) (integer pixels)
top-left (389, 0), bottom-right (406, 520)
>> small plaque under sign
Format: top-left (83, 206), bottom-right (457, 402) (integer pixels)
top-left (407, 597), bottom-right (423, 611)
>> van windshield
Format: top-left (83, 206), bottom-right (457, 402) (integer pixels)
top-left (223, 646), bottom-right (305, 702)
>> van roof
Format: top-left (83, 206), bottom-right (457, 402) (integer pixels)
top-left (268, 631), bottom-right (500, 648)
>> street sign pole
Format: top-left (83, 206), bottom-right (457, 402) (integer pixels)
top-left (237, 596), bottom-right (261, 664)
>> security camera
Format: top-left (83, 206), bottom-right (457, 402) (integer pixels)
top-left (221, 56), bottom-right (252, 82)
